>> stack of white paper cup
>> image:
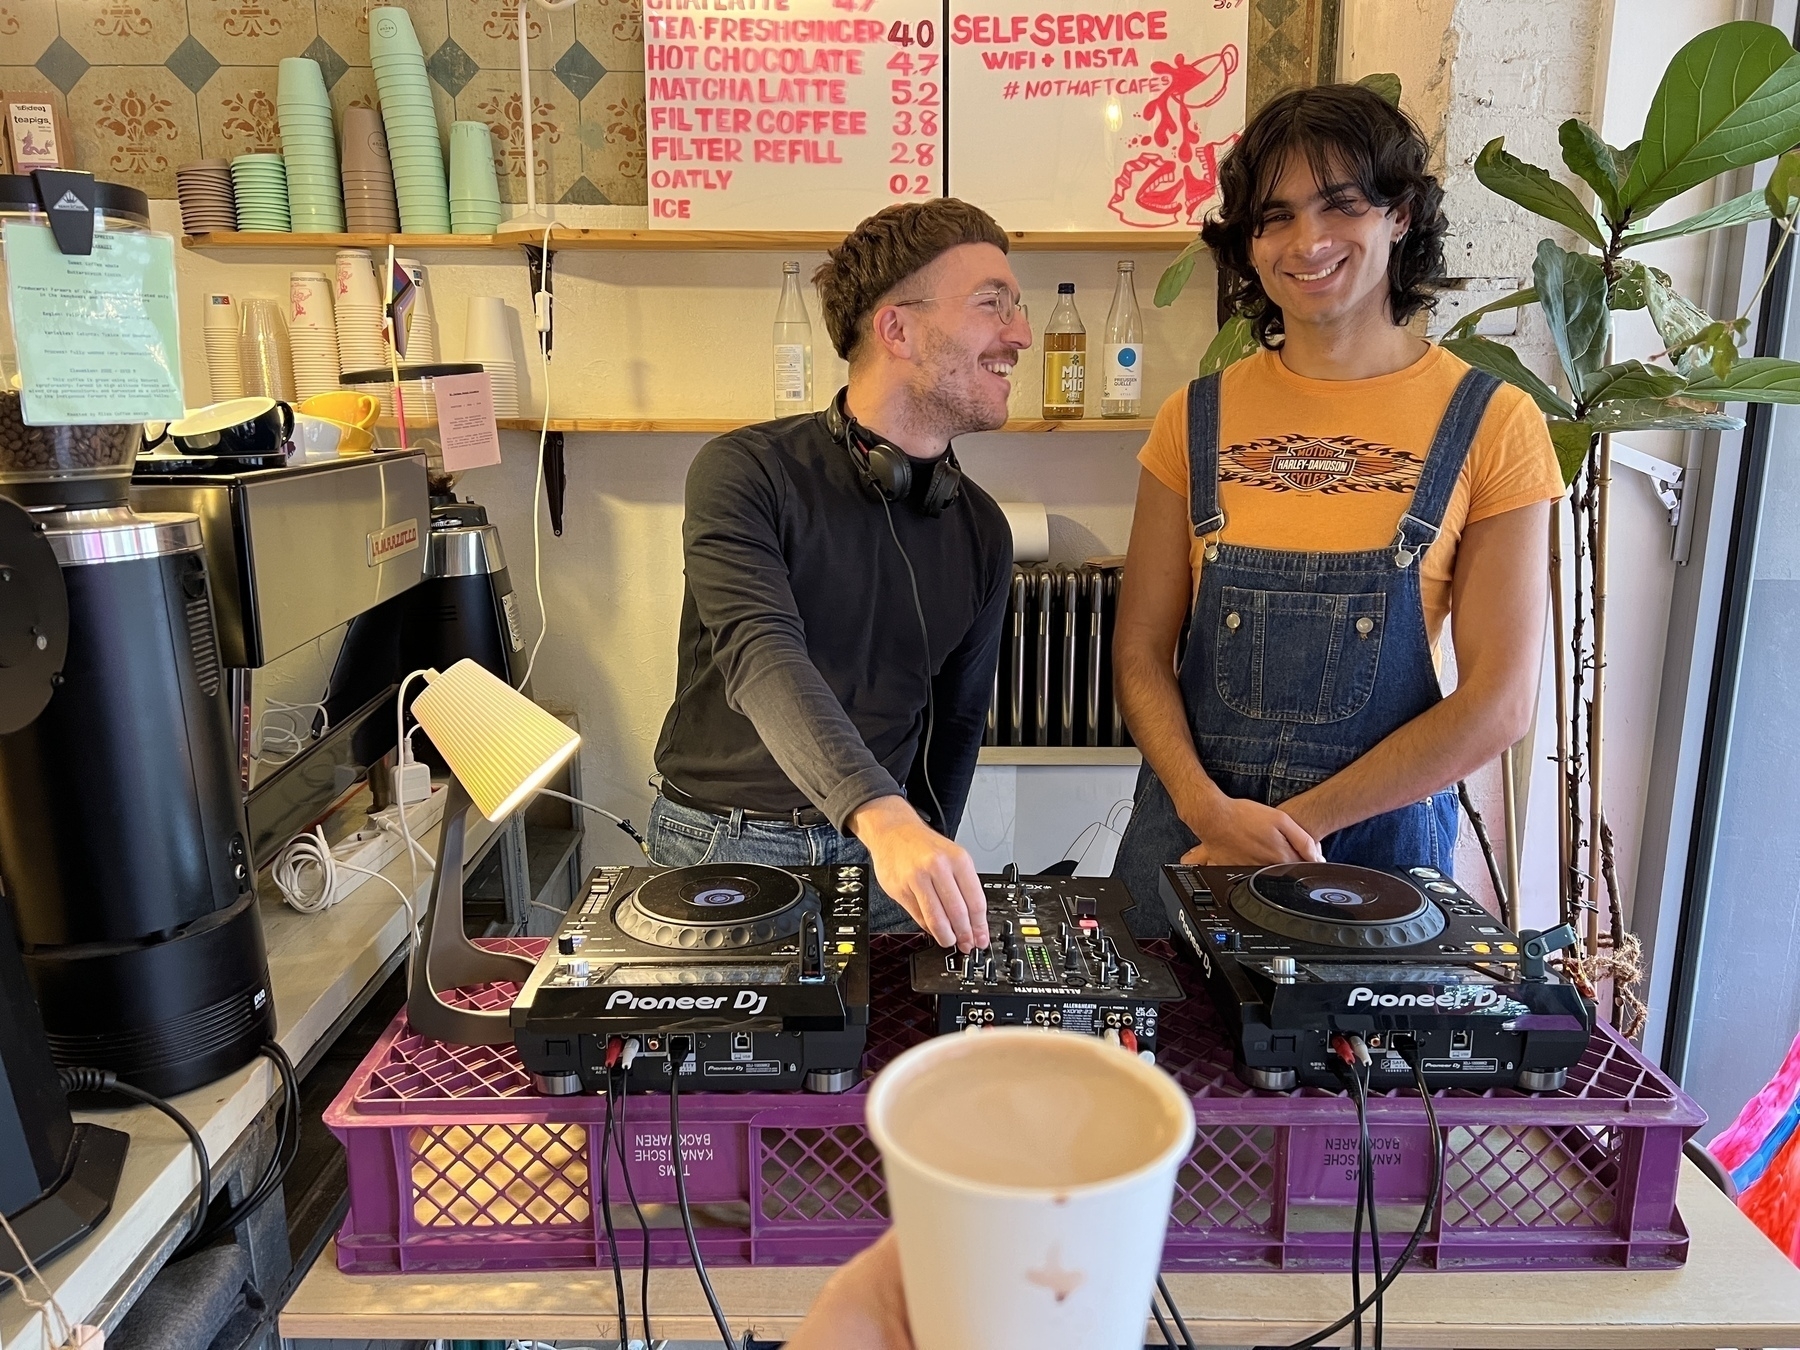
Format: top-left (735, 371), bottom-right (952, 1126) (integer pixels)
top-left (202, 293), bottom-right (245, 402)
top-left (334, 249), bottom-right (388, 378)
top-left (288, 271), bottom-right (342, 400)
top-left (463, 296), bottom-right (519, 417)
top-left (866, 1028), bottom-right (1195, 1350)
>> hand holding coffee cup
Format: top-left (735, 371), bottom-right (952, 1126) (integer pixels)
top-left (866, 1028), bottom-right (1195, 1350)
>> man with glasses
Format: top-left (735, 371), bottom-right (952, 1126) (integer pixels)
top-left (649, 199), bottom-right (1030, 951)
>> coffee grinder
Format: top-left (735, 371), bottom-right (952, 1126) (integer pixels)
top-left (0, 173), bottom-right (273, 1098)
top-left (0, 493), bottom-right (127, 1280)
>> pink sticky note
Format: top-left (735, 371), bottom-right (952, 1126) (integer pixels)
top-left (434, 370), bottom-right (502, 472)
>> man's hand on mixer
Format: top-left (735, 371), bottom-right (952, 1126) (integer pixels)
top-left (787, 1231), bottom-right (915, 1350)
top-left (850, 795), bottom-right (989, 951)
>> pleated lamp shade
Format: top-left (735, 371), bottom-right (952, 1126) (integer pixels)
top-left (409, 659), bottom-right (580, 821)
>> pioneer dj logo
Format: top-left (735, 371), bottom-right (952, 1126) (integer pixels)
top-left (1347, 985), bottom-right (1500, 1011)
top-left (605, 989), bottom-right (769, 1015)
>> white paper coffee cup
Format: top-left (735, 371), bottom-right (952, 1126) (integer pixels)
top-left (866, 1027), bottom-right (1195, 1350)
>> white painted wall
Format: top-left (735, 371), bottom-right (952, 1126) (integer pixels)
top-left (166, 203), bottom-right (1212, 872)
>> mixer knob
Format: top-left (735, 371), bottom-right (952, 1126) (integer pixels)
top-left (1063, 947), bottom-right (1082, 976)
top-left (1122, 961), bottom-right (1139, 989)
top-left (1010, 957), bottom-right (1026, 983)
top-left (961, 951), bottom-right (977, 981)
top-left (557, 934), bottom-right (576, 955)
top-left (983, 958), bottom-right (998, 984)
top-left (1271, 955), bottom-right (1297, 984)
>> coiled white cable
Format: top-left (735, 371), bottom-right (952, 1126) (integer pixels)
top-left (273, 826), bottom-right (423, 990)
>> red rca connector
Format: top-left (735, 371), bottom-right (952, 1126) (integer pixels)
top-left (1120, 1027), bottom-right (1139, 1054)
top-left (603, 1035), bottom-right (624, 1069)
top-left (1330, 1033), bottom-right (1357, 1065)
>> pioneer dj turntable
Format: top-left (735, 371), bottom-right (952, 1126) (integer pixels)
top-left (511, 863), bottom-right (870, 1094)
top-left (1162, 862), bottom-right (1592, 1091)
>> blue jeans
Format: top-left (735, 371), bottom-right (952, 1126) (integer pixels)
top-left (645, 795), bottom-right (915, 933)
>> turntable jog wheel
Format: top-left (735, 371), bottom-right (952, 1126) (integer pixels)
top-left (1229, 862), bottom-right (1447, 950)
top-left (615, 863), bottom-right (813, 950)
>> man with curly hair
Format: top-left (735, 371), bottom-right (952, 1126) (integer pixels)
top-left (1111, 83), bottom-right (1562, 927)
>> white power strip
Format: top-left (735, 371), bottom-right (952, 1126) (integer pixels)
top-left (287, 785), bottom-right (448, 910)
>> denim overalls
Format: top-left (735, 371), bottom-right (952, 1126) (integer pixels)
top-left (1113, 365), bottom-right (1502, 932)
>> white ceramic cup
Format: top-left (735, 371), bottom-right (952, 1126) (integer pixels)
top-left (291, 413), bottom-right (343, 459)
top-left (865, 1028), bottom-right (1195, 1350)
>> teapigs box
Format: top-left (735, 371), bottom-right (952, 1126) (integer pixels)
top-left (4, 94), bottom-right (71, 172)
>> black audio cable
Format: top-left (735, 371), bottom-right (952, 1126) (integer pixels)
top-left (57, 1068), bottom-right (211, 1249)
top-left (180, 1041), bottom-right (301, 1256)
top-left (878, 496), bottom-right (946, 832)
top-left (669, 1036), bottom-right (735, 1349)
top-left (1156, 1275), bottom-right (1197, 1350)
top-left (1347, 1053), bottom-right (1385, 1350)
top-left (610, 1063), bottom-right (654, 1349)
top-left (1332, 1052), bottom-right (1367, 1350)
top-left (599, 1073), bottom-right (630, 1348)
top-left (1258, 1042), bottom-right (1445, 1350)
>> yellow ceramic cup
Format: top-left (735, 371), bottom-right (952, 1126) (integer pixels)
top-left (299, 390), bottom-right (380, 430)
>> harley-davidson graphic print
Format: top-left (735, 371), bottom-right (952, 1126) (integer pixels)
top-left (1137, 344), bottom-right (1562, 652)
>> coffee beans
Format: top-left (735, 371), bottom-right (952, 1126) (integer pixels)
top-left (0, 392), bottom-right (141, 476)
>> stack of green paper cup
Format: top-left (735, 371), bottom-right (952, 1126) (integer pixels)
top-left (448, 122), bottom-right (503, 235)
top-left (278, 57), bottom-right (345, 233)
top-left (231, 153), bottom-right (291, 232)
top-left (369, 6), bottom-right (449, 234)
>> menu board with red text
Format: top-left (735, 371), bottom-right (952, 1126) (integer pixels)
top-left (948, 0), bottom-right (1246, 230)
top-left (645, 0), bottom-right (947, 229)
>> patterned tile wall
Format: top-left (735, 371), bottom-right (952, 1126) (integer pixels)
top-left (5, 0), bottom-right (645, 204)
top-left (5, 0), bottom-right (1319, 210)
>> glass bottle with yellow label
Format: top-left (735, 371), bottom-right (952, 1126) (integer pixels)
top-left (1042, 282), bottom-right (1086, 419)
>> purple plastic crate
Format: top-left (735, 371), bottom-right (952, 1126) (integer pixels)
top-left (327, 935), bottom-right (1704, 1274)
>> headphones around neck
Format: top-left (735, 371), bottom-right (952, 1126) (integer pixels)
top-left (824, 389), bottom-right (963, 518)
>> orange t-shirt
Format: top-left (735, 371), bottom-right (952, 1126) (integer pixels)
top-left (1137, 344), bottom-right (1562, 652)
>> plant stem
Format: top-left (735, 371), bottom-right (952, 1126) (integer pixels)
top-left (1550, 502), bottom-right (1571, 930)
top-left (1587, 432), bottom-right (1612, 959)
top-left (1741, 216), bottom-right (1797, 321)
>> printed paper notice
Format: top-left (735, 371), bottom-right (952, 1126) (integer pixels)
top-left (645, 0), bottom-right (946, 229)
top-left (948, 0), bottom-right (1247, 230)
top-left (3, 222), bottom-right (184, 424)
top-left (435, 370), bottom-right (502, 473)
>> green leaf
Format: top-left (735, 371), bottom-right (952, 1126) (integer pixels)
top-left (1475, 138), bottom-right (1609, 249)
top-left (1547, 419), bottom-right (1594, 486)
top-left (1155, 236), bottom-right (1205, 308)
top-left (1622, 20), bottom-right (1800, 220)
top-left (1683, 355), bottom-right (1800, 402)
top-left (1442, 335), bottom-right (1577, 420)
top-left (1445, 286), bottom-right (1537, 340)
top-left (1198, 311), bottom-right (1260, 376)
top-left (1583, 360), bottom-right (1688, 404)
top-left (1768, 147), bottom-right (1800, 219)
top-left (1670, 318), bottom-right (1750, 378)
top-left (1559, 119), bottom-right (1626, 223)
top-left (1623, 189), bottom-right (1772, 246)
top-left (1643, 266), bottom-right (1713, 372)
top-left (1588, 397), bottom-right (1743, 432)
top-left (1534, 240), bottom-right (1611, 400)
top-left (1611, 261), bottom-right (1650, 311)
top-left (1356, 72), bottom-right (1402, 106)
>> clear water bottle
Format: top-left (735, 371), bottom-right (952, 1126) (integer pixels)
top-left (1042, 282), bottom-right (1086, 419)
top-left (773, 260), bottom-right (813, 415)
top-left (1102, 260), bottom-right (1144, 418)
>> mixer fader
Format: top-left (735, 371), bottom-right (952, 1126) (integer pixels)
top-left (909, 869), bottom-right (1184, 1055)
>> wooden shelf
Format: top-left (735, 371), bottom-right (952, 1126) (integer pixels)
top-left (495, 416), bottom-right (1153, 434)
top-left (977, 746), bottom-right (1141, 766)
top-left (182, 228), bottom-right (1194, 252)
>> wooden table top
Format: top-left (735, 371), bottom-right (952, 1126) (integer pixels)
top-left (282, 1160), bottom-right (1800, 1347)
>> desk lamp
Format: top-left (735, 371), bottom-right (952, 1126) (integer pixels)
top-left (404, 659), bottom-right (580, 1045)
